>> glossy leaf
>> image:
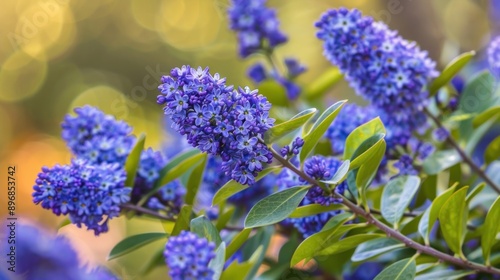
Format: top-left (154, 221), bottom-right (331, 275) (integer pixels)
top-left (373, 258), bottom-right (416, 280)
top-left (321, 160), bottom-right (350, 185)
top-left (124, 133), bottom-right (145, 187)
top-left (108, 232), bottom-right (166, 260)
top-left (242, 227), bottom-right (273, 280)
top-left (244, 186), bottom-right (310, 228)
top-left (414, 269), bottom-right (473, 280)
top-left (423, 150), bottom-right (461, 175)
top-left (482, 196), bottom-right (500, 265)
top-left (429, 51), bottom-right (475, 95)
top-left (288, 204), bottom-right (343, 219)
top-left (351, 238), bottom-right (404, 262)
top-left (208, 242), bottom-right (226, 280)
top-left (459, 71), bottom-right (496, 113)
top-left (221, 260), bottom-right (254, 280)
top-left (344, 117), bottom-right (386, 161)
top-left (212, 166), bottom-right (281, 206)
top-left (216, 206), bottom-right (235, 231)
top-left (381, 175), bottom-right (421, 225)
top-left (439, 186), bottom-right (469, 256)
top-left (226, 228), bottom-right (252, 261)
top-left (300, 100), bottom-right (346, 162)
top-left (264, 108), bottom-right (317, 143)
top-left (347, 170), bottom-right (358, 200)
top-left (485, 135), bottom-right (500, 165)
top-left (350, 133), bottom-right (386, 170)
top-left (466, 183), bottom-right (485, 204)
top-left (473, 106), bottom-right (500, 128)
top-left (355, 139), bottom-right (386, 194)
top-left (290, 213), bottom-right (352, 266)
top-left (171, 205), bottom-right (193, 236)
top-left (418, 184), bottom-right (457, 243)
top-left (190, 216), bottom-right (222, 246)
top-left (304, 67), bottom-right (342, 99)
top-left (185, 155), bottom-right (207, 205)
top-left (317, 234), bottom-right (384, 256)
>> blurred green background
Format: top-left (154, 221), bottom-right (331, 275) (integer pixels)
top-left (0, 0), bottom-right (495, 278)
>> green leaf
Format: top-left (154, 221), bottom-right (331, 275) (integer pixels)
top-left (429, 51), bottom-right (475, 95)
top-left (414, 269), bottom-right (474, 280)
top-left (355, 139), bottom-right (386, 193)
top-left (347, 170), bottom-right (358, 200)
top-left (300, 100), bottom-right (346, 162)
top-left (351, 238), bottom-right (404, 262)
top-left (185, 154), bottom-right (207, 205)
top-left (124, 133), bottom-right (145, 187)
top-left (321, 212), bottom-right (353, 231)
top-left (460, 71), bottom-right (497, 113)
top-left (381, 175), bottom-right (421, 225)
top-left (242, 227), bottom-right (273, 280)
top-left (374, 258), bottom-right (416, 280)
top-left (418, 184), bottom-right (457, 243)
top-left (482, 196), bottom-right (500, 265)
top-left (350, 133), bottom-right (385, 170)
top-left (290, 213), bottom-right (352, 266)
top-left (423, 150), bottom-right (461, 175)
top-left (473, 106), bottom-right (500, 128)
top-left (439, 186), bottom-right (469, 256)
top-left (171, 205), bottom-right (193, 236)
top-left (321, 160), bottom-right (350, 185)
top-left (317, 234), bottom-right (384, 256)
top-left (226, 228), bottom-right (252, 261)
top-left (288, 204), bottom-right (343, 219)
top-left (208, 242), bottom-right (226, 280)
top-left (304, 67), bottom-right (342, 99)
top-left (107, 232), bottom-right (166, 260)
top-left (344, 117), bottom-right (386, 161)
top-left (212, 166), bottom-right (281, 206)
top-left (264, 108), bottom-right (317, 143)
top-left (216, 206), bottom-right (235, 231)
top-left (485, 135), bottom-right (500, 165)
top-left (190, 216), bottom-right (222, 246)
top-left (244, 186), bottom-right (310, 228)
top-left (466, 183), bottom-right (485, 204)
top-left (221, 260), bottom-right (254, 280)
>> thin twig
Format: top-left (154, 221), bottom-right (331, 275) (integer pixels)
top-left (424, 107), bottom-right (500, 194)
top-left (269, 146), bottom-right (500, 275)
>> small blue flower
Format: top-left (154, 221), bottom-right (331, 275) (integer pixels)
top-left (488, 36), bottom-right (500, 79)
top-left (165, 231), bottom-right (216, 280)
top-left (158, 66), bottom-right (274, 185)
top-left (248, 63), bottom-right (267, 83)
top-left (284, 58), bottom-right (307, 78)
top-left (33, 160), bottom-right (130, 235)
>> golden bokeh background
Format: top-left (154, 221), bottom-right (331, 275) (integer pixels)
top-left (0, 0), bottom-right (495, 278)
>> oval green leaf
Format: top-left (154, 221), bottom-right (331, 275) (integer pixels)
top-left (374, 258), bottom-right (416, 280)
top-left (321, 160), bottom-right (350, 185)
top-left (439, 186), bottom-right (469, 256)
top-left (185, 155), bottom-right (207, 205)
top-left (423, 149), bottom-right (461, 175)
top-left (317, 234), bottom-right (384, 256)
top-left (244, 186), bottom-right (310, 228)
top-left (381, 175), bottom-right (421, 225)
top-left (190, 216), bottom-right (222, 246)
top-left (485, 135), bottom-right (500, 165)
top-left (171, 204), bottom-right (193, 236)
top-left (288, 204), bottom-right (344, 219)
top-left (344, 117), bottom-right (386, 161)
top-left (351, 238), bottom-right (404, 262)
top-left (429, 51), bottom-right (475, 95)
top-left (300, 100), bottom-right (346, 162)
top-left (108, 232), bottom-right (166, 260)
top-left (473, 105), bottom-right (500, 128)
top-left (209, 242), bottom-right (226, 280)
top-left (264, 108), bottom-right (317, 143)
top-left (482, 196), bottom-right (500, 265)
top-left (226, 228), bottom-right (252, 261)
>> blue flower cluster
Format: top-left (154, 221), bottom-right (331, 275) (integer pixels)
top-left (201, 156), bottom-right (274, 209)
top-left (394, 138), bottom-right (434, 176)
top-left (488, 36), bottom-right (500, 78)
top-left (2, 223), bottom-right (117, 280)
top-left (130, 148), bottom-right (185, 217)
top-left (277, 156), bottom-right (345, 237)
top-left (164, 230), bottom-right (216, 280)
top-left (33, 160), bottom-right (130, 235)
top-left (228, 0), bottom-right (287, 57)
top-left (280, 137), bottom-right (305, 158)
top-left (157, 66), bottom-right (275, 185)
top-left (316, 8), bottom-right (438, 121)
top-left (61, 106), bottom-right (135, 164)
